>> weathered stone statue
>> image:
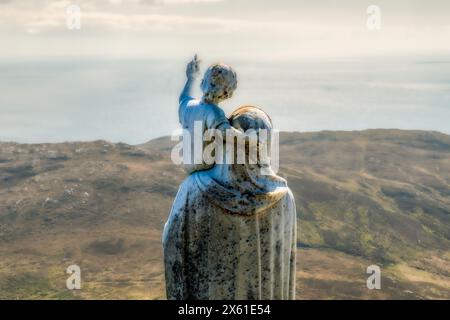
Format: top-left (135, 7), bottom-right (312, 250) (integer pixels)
top-left (163, 105), bottom-right (297, 300)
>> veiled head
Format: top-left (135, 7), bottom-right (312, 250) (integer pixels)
top-left (229, 106), bottom-right (274, 165)
top-left (229, 106), bottom-right (272, 133)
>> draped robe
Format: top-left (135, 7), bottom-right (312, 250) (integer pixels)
top-left (163, 162), bottom-right (297, 300)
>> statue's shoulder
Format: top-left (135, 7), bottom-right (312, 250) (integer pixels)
top-left (285, 187), bottom-right (296, 211)
top-left (202, 103), bottom-right (228, 129)
top-left (184, 101), bottom-right (225, 122)
top-left (179, 174), bottom-right (198, 189)
top-left (178, 173), bottom-right (205, 195)
top-left (198, 101), bottom-right (225, 117)
top-left (183, 98), bottom-right (201, 109)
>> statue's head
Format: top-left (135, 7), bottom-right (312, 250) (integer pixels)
top-left (201, 63), bottom-right (237, 104)
top-left (229, 106), bottom-right (274, 167)
top-left (229, 106), bottom-right (272, 133)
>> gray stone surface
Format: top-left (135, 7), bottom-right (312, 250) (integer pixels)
top-left (163, 107), bottom-right (297, 300)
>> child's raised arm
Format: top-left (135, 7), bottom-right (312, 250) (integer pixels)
top-left (179, 55), bottom-right (200, 105)
top-left (178, 55), bottom-right (200, 124)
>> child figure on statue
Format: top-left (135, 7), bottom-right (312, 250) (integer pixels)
top-left (178, 55), bottom-right (238, 173)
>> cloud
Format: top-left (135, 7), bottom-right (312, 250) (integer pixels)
top-left (1, 0), bottom-right (449, 59)
top-left (0, 0), bottom-right (269, 35)
top-left (0, 0), bottom-right (233, 33)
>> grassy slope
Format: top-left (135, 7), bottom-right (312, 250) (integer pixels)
top-left (0, 129), bottom-right (449, 299)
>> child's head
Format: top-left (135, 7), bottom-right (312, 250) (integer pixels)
top-left (201, 63), bottom-right (237, 104)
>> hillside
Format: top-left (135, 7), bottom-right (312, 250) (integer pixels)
top-left (0, 129), bottom-right (449, 299)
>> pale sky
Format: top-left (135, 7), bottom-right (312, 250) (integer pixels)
top-left (1, 0), bottom-right (450, 60)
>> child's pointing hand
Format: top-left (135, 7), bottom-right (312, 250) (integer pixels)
top-left (186, 54), bottom-right (200, 79)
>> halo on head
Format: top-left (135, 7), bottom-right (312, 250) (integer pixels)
top-left (229, 105), bottom-right (273, 131)
top-left (228, 105), bottom-right (274, 166)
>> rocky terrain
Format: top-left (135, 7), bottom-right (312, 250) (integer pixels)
top-left (0, 129), bottom-right (449, 299)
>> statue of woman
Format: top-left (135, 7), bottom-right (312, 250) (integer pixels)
top-left (163, 106), bottom-right (297, 300)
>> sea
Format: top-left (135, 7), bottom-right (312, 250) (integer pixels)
top-left (1, 56), bottom-right (449, 144)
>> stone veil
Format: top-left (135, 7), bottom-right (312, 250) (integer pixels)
top-left (163, 106), bottom-right (297, 300)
